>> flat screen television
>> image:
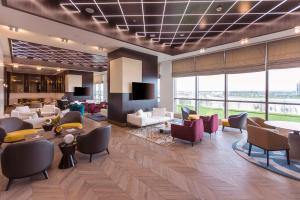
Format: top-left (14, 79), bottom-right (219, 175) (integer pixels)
top-left (74, 87), bottom-right (90, 96)
top-left (132, 82), bottom-right (155, 100)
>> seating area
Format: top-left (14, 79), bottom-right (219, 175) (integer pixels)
top-left (1, 0), bottom-right (300, 199)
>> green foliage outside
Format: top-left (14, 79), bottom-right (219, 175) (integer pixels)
top-left (176, 105), bottom-right (300, 122)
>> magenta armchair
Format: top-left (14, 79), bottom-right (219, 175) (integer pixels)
top-left (200, 114), bottom-right (219, 138)
top-left (171, 119), bottom-right (204, 146)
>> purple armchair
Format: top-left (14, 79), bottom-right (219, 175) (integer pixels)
top-left (200, 114), bottom-right (219, 138)
top-left (171, 119), bottom-right (204, 146)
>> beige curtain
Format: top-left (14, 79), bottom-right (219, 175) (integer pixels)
top-left (172, 57), bottom-right (195, 77)
top-left (194, 52), bottom-right (225, 75)
top-left (268, 36), bottom-right (300, 69)
top-left (225, 44), bottom-right (266, 74)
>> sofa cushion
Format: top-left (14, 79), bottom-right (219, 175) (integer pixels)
top-left (55, 122), bottom-right (83, 132)
top-left (152, 108), bottom-right (166, 117)
top-left (15, 106), bottom-right (30, 113)
top-left (136, 109), bottom-right (144, 116)
top-left (4, 129), bottom-right (38, 143)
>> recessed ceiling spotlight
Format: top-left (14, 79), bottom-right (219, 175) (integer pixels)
top-left (294, 26), bottom-right (300, 34)
top-left (61, 38), bottom-right (68, 43)
top-left (199, 48), bottom-right (205, 53)
top-left (132, 19), bottom-right (137, 23)
top-left (37, 66), bottom-right (42, 70)
top-left (13, 64), bottom-right (19, 68)
top-left (150, 34), bottom-right (156, 37)
top-left (240, 38), bottom-right (249, 45)
top-left (216, 5), bottom-right (223, 12)
top-left (179, 33), bottom-right (185, 37)
top-left (85, 7), bottom-right (95, 14)
top-left (56, 68), bottom-right (61, 72)
top-left (8, 26), bottom-right (18, 32)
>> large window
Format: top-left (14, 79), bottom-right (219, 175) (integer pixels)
top-left (174, 77), bottom-right (196, 113)
top-left (173, 67), bottom-right (300, 122)
top-left (174, 77), bottom-right (196, 99)
top-left (198, 74), bottom-right (225, 118)
top-left (228, 71), bottom-right (266, 118)
top-left (268, 68), bottom-right (300, 121)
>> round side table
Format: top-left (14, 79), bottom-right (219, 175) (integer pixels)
top-left (58, 142), bottom-right (77, 169)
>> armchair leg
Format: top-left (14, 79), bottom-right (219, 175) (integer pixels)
top-left (264, 150), bottom-right (266, 154)
top-left (106, 148), bottom-right (110, 155)
top-left (210, 134), bottom-right (211, 139)
top-left (248, 143), bottom-right (252, 156)
top-left (286, 149), bottom-right (290, 165)
top-left (240, 128), bottom-right (242, 133)
top-left (42, 170), bottom-right (49, 179)
top-left (5, 179), bottom-right (13, 191)
top-left (266, 150), bottom-right (269, 166)
top-left (222, 126), bottom-right (225, 131)
top-left (89, 154), bottom-right (93, 163)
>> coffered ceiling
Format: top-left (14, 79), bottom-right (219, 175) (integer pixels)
top-left (2, 0), bottom-right (300, 55)
top-left (10, 39), bottom-right (108, 71)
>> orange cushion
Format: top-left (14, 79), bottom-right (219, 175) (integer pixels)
top-left (188, 114), bottom-right (200, 120)
top-left (222, 119), bottom-right (230, 127)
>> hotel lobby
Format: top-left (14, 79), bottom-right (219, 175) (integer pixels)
top-left (0, 0), bottom-right (300, 199)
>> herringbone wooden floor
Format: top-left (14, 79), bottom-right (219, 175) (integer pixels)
top-left (0, 118), bottom-right (299, 200)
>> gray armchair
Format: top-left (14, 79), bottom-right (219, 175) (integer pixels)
top-left (0, 117), bottom-right (33, 145)
top-left (59, 111), bottom-right (82, 125)
top-left (181, 107), bottom-right (197, 120)
top-left (222, 112), bottom-right (248, 133)
top-left (77, 125), bottom-right (111, 162)
top-left (1, 139), bottom-right (54, 191)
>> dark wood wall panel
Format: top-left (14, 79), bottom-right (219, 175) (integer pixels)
top-left (108, 48), bottom-right (158, 125)
top-left (63, 70), bottom-right (94, 102)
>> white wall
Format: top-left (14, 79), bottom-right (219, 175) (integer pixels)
top-left (159, 61), bottom-right (173, 112)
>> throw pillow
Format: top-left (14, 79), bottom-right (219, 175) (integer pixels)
top-left (152, 108), bottom-right (166, 117)
top-left (136, 109), bottom-right (143, 116)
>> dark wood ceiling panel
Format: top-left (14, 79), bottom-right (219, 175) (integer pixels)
top-left (3, 0), bottom-right (300, 55)
top-left (10, 39), bottom-right (108, 72)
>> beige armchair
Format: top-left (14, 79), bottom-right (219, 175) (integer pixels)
top-left (247, 117), bottom-right (275, 129)
top-left (247, 124), bottom-right (290, 166)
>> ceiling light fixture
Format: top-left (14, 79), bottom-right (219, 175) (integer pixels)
top-left (294, 26), bottom-right (300, 34)
top-left (179, 33), bottom-right (185, 37)
top-left (56, 68), bottom-right (61, 72)
top-left (37, 66), bottom-right (42, 70)
top-left (85, 7), bottom-right (95, 14)
top-left (61, 38), bottom-right (69, 43)
top-left (240, 38), bottom-right (249, 45)
top-left (8, 26), bottom-right (18, 32)
top-left (13, 64), bottom-right (19, 68)
top-left (150, 34), bottom-right (156, 37)
top-left (199, 48), bottom-right (205, 53)
top-left (216, 5), bottom-right (223, 12)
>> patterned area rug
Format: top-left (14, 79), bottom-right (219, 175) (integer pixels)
top-left (127, 126), bottom-right (174, 146)
top-left (233, 138), bottom-right (300, 181)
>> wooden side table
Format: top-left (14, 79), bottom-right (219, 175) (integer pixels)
top-left (58, 142), bottom-right (77, 169)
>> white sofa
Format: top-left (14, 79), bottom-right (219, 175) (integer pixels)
top-left (39, 105), bottom-right (60, 117)
top-left (11, 106), bottom-right (38, 120)
top-left (127, 108), bottom-right (174, 127)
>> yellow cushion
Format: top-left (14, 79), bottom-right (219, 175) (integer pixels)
top-left (188, 114), bottom-right (200, 120)
top-left (56, 123), bottom-right (83, 132)
top-left (4, 129), bottom-right (38, 143)
top-left (222, 119), bottom-right (230, 127)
